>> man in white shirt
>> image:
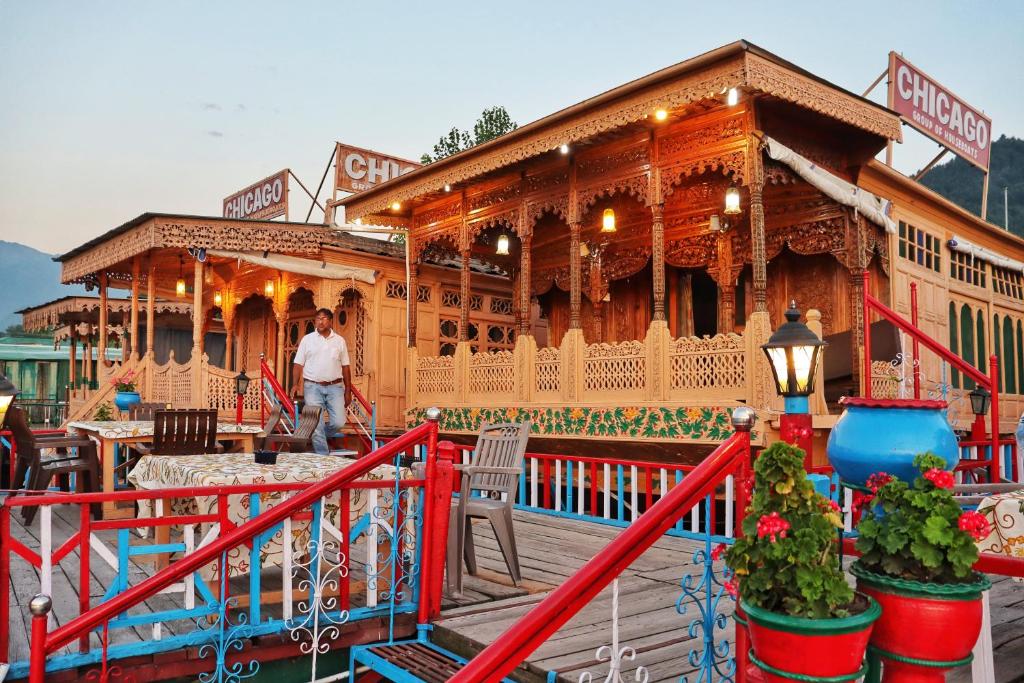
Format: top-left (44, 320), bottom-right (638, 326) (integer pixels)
top-left (290, 308), bottom-right (352, 454)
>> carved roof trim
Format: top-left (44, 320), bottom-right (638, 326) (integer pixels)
top-left (19, 296), bottom-right (192, 331)
top-left (341, 40), bottom-right (899, 220)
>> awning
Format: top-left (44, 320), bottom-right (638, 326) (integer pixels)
top-left (208, 250), bottom-right (376, 283)
top-left (948, 236), bottom-right (1024, 274)
top-left (763, 136), bottom-right (898, 234)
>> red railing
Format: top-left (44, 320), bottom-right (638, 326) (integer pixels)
top-left (349, 385), bottom-right (374, 452)
top-left (862, 271), bottom-right (1002, 481)
top-left (22, 416), bottom-right (451, 681)
top-left (450, 417), bottom-right (755, 683)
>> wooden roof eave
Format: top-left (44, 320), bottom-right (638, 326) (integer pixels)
top-left (339, 41), bottom-right (900, 222)
top-left (58, 214), bottom-right (338, 284)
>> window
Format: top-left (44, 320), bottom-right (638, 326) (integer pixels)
top-left (1002, 316), bottom-right (1017, 394)
top-left (490, 296), bottom-right (514, 316)
top-left (441, 289), bottom-right (462, 309)
top-left (898, 221), bottom-right (941, 272)
top-left (385, 280), bottom-right (407, 300)
top-left (416, 285), bottom-right (431, 303)
top-left (992, 266), bottom-right (1023, 300)
top-left (439, 317), bottom-right (459, 356)
top-left (960, 304), bottom-right (975, 390)
top-left (950, 251), bottom-right (986, 287)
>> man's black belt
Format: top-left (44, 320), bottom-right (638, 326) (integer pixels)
top-left (305, 378), bottom-right (343, 386)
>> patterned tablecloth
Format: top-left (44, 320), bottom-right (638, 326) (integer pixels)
top-left (976, 489), bottom-right (1024, 574)
top-left (128, 452), bottom-right (409, 578)
top-left (68, 420), bottom-right (264, 439)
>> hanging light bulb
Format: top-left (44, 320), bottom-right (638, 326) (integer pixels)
top-left (264, 279), bottom-right (275, 297)
top-left (559, 143), bottom-right (569, 154)
top-left (390, 201), bottom-right (401, 211)
top-left (724, 186), bottom-right (742, 215)
top-left (496, 234), bottom-right (510, 256)
top-left (444, 184), bottom-right (451, 192)
top-left (213, 290), bottom-right (223, 307)
top-left (654, 109), bottom-right (668, 121)
top-left (602, 208), bottom-right (616, 233)
top-left (727, 87), bottom-right (739, 106)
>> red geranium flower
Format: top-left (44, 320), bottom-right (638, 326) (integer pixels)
top-left (724, 577), bottom-right (739, 599)
top-left (852, 491), bottom-right (874, 515)
top-left (958, 511), bottom-right (991, 542)
top-left (923, 468), bottom-right (955, 490)
top-left (756, 511), bottom-right (790, 543)
top-left (866, 472), bottom-right (893, 492)
top-left (711, 543), bottom-right (727, 561)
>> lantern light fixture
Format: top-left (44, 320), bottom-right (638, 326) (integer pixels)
top-left (559, 143), bottom-right (569, 155)
top-left (654, 108), bottom-right (668, 121)
top-left (444, 184), bottom-right (451, 192)
top-left (580, 242), bottom-right (590, 258)
top-left (175, 256), bottom-right (186, 297)
top-left (213, 290), bottom-right (223, 307)
top-left (761, 301), bottom-right (828, 400)
top-left (601, 208), bottom-right (616, 233)
top-left (0, 372), bottom-right (19, 428)
top-left (727, 87), bottom-right (739, 106)
top-left (496, 234), bottom-right (510, 256)
top-left (969, 386), bottom-right (991, 416)
top-left (234, 369), bottom-right (251, 396)
top-left (390, 201), bottom-right (401, 211)
top-left (724, 185), bottom-right (742, 215)
top-left (264, 279), bottom-right (275, 297)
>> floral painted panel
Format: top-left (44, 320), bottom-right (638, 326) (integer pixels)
top-left (407, 405), bottom-right (746, 442)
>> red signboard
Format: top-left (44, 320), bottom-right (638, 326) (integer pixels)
top-left (334, 143), bottom-right (421, 193)
top-left (223, 169), bottom-right (289, 220)
top-left (888, 52), bottom-right (993, 171)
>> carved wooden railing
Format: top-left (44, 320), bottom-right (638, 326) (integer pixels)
top-left (408, 321), bottom-right (767, 410)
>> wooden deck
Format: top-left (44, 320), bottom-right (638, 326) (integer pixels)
top-left (5, 505), bottom-right (1023, 682)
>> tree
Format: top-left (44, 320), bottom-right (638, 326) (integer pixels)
top-left (421, 106), bottom-right (518, 163)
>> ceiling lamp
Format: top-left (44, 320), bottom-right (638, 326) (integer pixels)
top-left (264, 279), bottom-right (275, 297)
top-left (601, 208), bottom-right (616, 233)
top-left (175, 256), bottom-right (186, 297)
top-left (213, 290), bottom-right (223, 307)
top-left (444, 184), bottom-right (451, 192)
top-left (654, 109), bottom-right (668, 121)
top-left (496, 234), bottom-right (510, 256)
top-left (727, 87), bottom-right (739, 106)
top-left (390, 201), bottom-right (401, 211)
top-left (559, 143), bottom-right (569, 155)
top-left (724, 186), bottom-right (742, 215)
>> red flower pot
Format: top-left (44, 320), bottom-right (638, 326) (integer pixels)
top-left (741, 594), bottom-right (880, 683)
top-left (852, 563), bottom-right (990, 682)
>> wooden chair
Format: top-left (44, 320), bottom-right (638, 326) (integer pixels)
top-left (7, 407), bottom-right (101, 524)
top-left (447, 421), bottom-right (531, 594)
top-left (255, 406), bottom-right (283, 451)
top-left (134, 409), bottom-right (224, 456)
top-left (128, 402), bottom-right (168, 421)
top-left (264, 404), bottom-right (323, 453)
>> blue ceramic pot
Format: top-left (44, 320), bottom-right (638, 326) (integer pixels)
top-left (114, 391), bottom-right (141, 412)
top-left (827, 398), bottom-right (958, 486)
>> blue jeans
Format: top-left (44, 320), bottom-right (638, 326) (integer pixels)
top-left (303, 382), bottom-right (345, 455)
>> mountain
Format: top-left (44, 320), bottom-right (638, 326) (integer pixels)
top-left (918, 135), bottom-right (1024, 239)
top-left (0, 241), bottom-right (87, 330)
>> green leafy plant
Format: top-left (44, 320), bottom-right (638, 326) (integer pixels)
top-left (93, 402), bottom-right (114, 421)
top-left (855, 453), bottom-right (989, 583)
top-left (725, 441), bottom-right (851, 618)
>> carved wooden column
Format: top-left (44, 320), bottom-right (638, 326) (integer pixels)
top-left (569, 221), bottom-right (582, 329)
top-left (848, 214), bottom-right (868, 395)
top-left (592, 301), bottom-right (604, 343)
top-left (273, 275), bottom-right (287, 376)
top-left (84, 333), bottom-right (92, 385)
top-left (748, 140), bottom-right (768, 313)
top-left (680, 274), bottom-right (694, 337)
top-left (458, 248), bottom-right (471, 341)
top-left (716, 232), bottom-right (736, 334)
top-left (222, 292), bottom-right (236, 371)
top-left (146, 262), bottom-right (156, 358)
top-left (68, 329), bottom-right (77, 388)
top-left (191, 259), bottom-right (205, 405)
top-left (97, 272), bottom-right (108, 367)
top-left (129, 257), bottom-right (140, 360)
top-left (519, 211), bottom-right (532, 336)
top-left (408, 259), bottom-right (420, 348)
top-left (652, 203), bottom-right (666, 321)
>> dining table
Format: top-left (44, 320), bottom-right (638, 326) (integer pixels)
top-left (975, 487), bottom-right (1024, 579)
top-left (127, 452), bottom-right (411, 582)
top-left (66, 420), bottom-right (265, 519)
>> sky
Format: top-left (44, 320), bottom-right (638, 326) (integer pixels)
top-left (1, 1), bottom-right (1022, 255)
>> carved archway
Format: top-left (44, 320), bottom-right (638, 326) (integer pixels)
top-left (336, 287), bottom-right (368, 376)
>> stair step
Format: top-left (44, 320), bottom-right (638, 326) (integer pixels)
top-left (351, 639), bottom-right (515, 683)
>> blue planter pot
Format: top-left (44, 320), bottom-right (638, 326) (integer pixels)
top-left (114, 391), bottom-right (141, 412)
top-left (827, 398), bottom-right (958, 486)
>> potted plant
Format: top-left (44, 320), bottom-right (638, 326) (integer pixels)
top-left (852, 453), bottom-right (991, 681)
top-left (93, 402), bottom-right (115, 421)
top-left (112, 370), bottom-right (141, 412)
top-left (725, 441), bottom-right (880, 683)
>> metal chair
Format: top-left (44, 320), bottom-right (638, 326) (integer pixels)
top-left (264, 404), bottom-right (323, 453)
top-left (447, 420), bottom-right (531, 594)
top-left (134, 409), bottom-right (224, 456)
top-left (7, 407), bottom-right (101, 524)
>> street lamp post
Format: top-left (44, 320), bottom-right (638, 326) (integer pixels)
top-left (762, 302), bottom-right (828, 470)
top-left (234, 370), bottom-right (251, 425)
top-left (968, 386), bottom-right (990, 442)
